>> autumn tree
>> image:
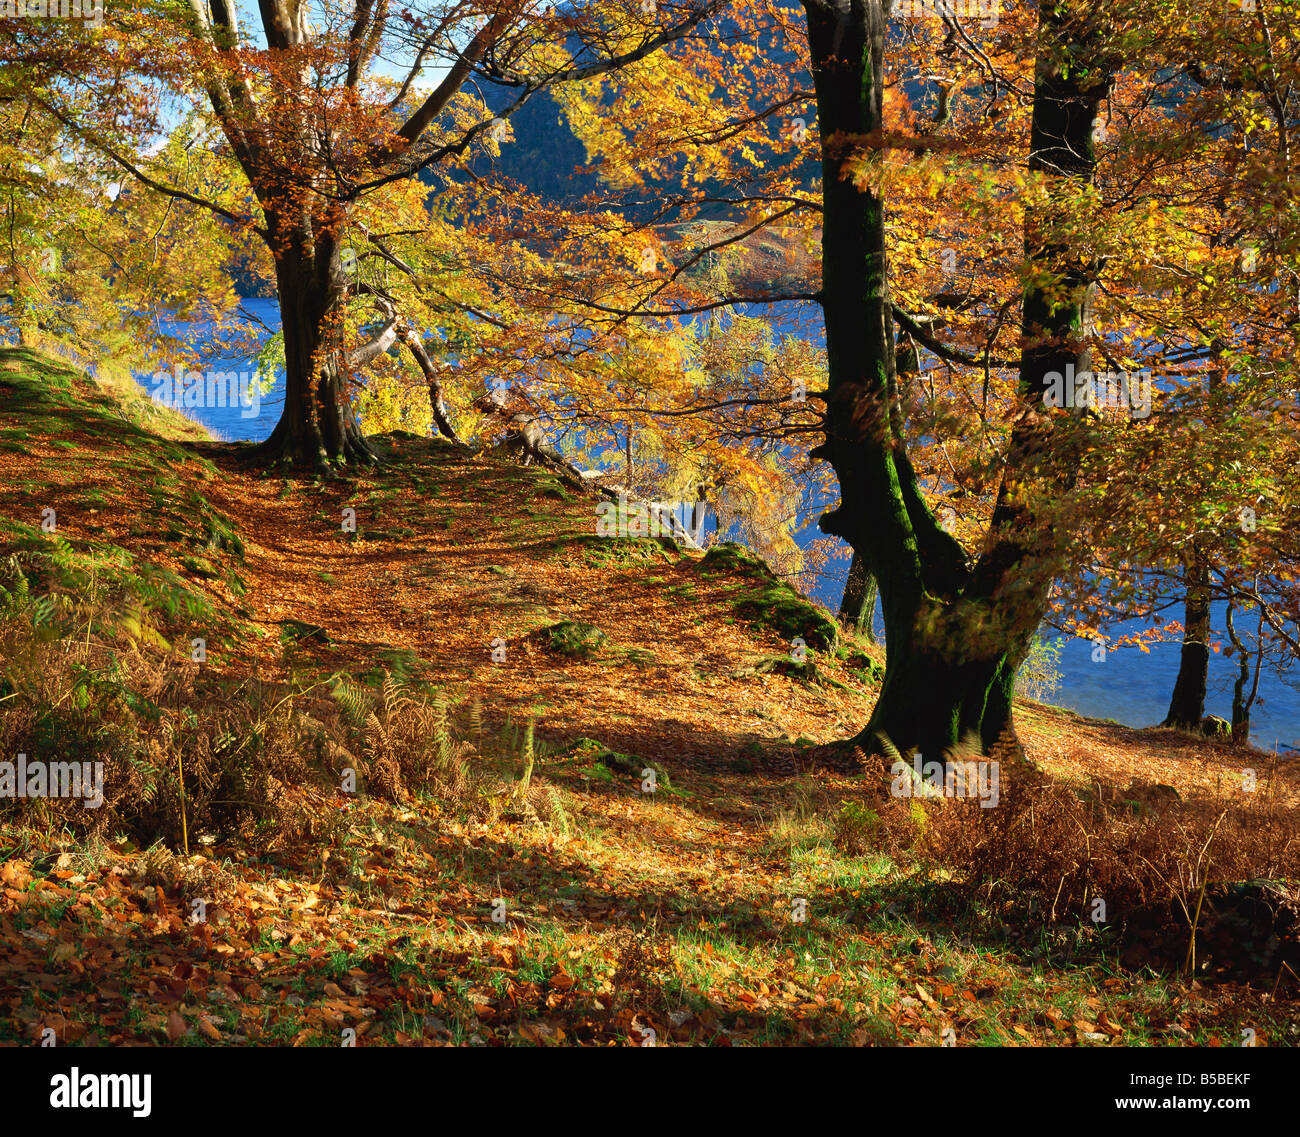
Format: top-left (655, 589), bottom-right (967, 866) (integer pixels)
top-left (1040, 0), bottom-right (1300, 741)
top-left (490, 0), bottom-right (1300, 758)
top-left (0, 33), bottom-right (250, 372)
top-left (15, 0), bottom-right (732, 470)
top-left (477, 0), bottom-right (1108, 755)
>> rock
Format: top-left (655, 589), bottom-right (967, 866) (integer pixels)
top-left (1201, 714), bottom-right (1232, 738)
top-left (323, 740), bottom-right (363, 776)
top-left (699, 542), bottom-right (839, 651)
top-left (1120, 879), bottom-right (1300, 980)
top-left (535, 620), bottom-right (607, 659)
top-left (844, 650), bottom-right (885, 685)
top-left (1195, 880), bottom-right (1300, 976)
top-left (279, 619), bottom-right (330, 645)
top-left (1123, 780), bottom-right (1182, 814)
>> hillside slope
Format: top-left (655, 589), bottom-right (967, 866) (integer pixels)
top-left (0, 347), bottom-right (1296, 1047)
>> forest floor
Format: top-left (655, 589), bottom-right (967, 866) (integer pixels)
top-left (0, 345), bottom-right (1297, 1046)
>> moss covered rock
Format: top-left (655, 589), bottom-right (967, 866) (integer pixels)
top-left (843, 649), bottom-right (885, 685)
top-left (698, 542), bottom-right (838, 651)
top-left (537, 620), bottom-right (608, 659)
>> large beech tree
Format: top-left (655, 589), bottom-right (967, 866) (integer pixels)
top-left (497, 0), bottom-right (1130, 758)
top-left (803, 0), bottom-right (1113, 759)
top-left (27, 0), bottom-right (726, 470)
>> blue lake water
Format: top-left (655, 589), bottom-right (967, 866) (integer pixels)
top-left (136, 300), bottom-right (1300, 751)
top-left (136, 298), bottom-right (285, 443)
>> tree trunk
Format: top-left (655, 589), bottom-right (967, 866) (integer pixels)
top-left (1226, 599), bottom-right (1251, 743)
top-left (953, 0), bottom-right (1112, 751)
top-left (867, 594), bottom-right (1024, 757)
top-left (690, 490), bottom-right (708, 543)
top-left (838, 550), bottom-right (878, 641)
top-left (1231, 654), bottom-right (1251, 744)
top-left (1225, 597), bottom-right (1264, 746)
top-left (399, 325), bottom-right (463, 443)
top-left (1164, 544), bottom-right (1211, 729)
top-left (249, 231), bottom-right (379, 472)
top-left (806, 0), bottom-right (990, 759)
top-left (842, 331), bottom-right (915, 644)
top-left (805, 0), bottom-right (1110, 761)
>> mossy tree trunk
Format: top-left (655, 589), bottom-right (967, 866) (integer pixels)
top-left (249, 217), bottom-right (379, 472)
top-left (1164, 543), bottom-right (1211, 729)
top-left (805, 0), bottom-right (1111, 760)
top-left (837, 332), bottom-right (918, 644)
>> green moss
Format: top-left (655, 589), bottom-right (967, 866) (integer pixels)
top-left (180, 554), bottom-right (220, 580)
top-left (698, 542), bottom-right (766, 576)
top-left (561, 737), bottom-right (673, 792)
top-left (197, 500), bottom-right (245, 559)
top-left (359, 646), bottom-right (428, 685)
top-left (279, 619), bottom-right (331, 646)
top-left (698, 542), bottom-right (838, 651)
top-left (558, 534), bottom-right (677, 568)
top-left (536, 620), bottom-right (608, 659)
top-left (843, 650), bottom-right (885, 685)
top-left (533, 478), bottom-right (576, 503)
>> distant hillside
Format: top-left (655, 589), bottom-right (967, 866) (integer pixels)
top-left (480, 89), bottom-right (608, 207)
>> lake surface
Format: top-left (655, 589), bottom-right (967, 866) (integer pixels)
top-left (137, 298), bottom-right (286, 443)
top-left (135, 299), bottom-right (1300, 751)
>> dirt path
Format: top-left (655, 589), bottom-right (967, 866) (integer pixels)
top-left (193, 438), bottom-right (880, 777)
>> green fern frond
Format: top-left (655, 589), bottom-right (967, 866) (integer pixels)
top-left (329, 674), bottom-right (371, 726)
top-left (516, 717), bottom-right (535, 799)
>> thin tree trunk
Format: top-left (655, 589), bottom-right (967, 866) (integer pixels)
top-left (1164, 544), bottom-right (1211, 729)
top-left (1226, 597), bottom-right (1264, 745)
top-left (399, 325), bottom-right (463, 443)
top-left (1226, 599), bottom-right (1251, 743)
top-left (838, 550), bottom-right (878, 642)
